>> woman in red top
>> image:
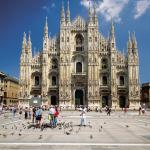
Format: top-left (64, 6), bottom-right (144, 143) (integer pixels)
top-left (54, 107), bottom-right (59, 127)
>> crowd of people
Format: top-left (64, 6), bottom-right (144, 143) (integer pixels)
top-left (0, 103), bottom-right (149, 129)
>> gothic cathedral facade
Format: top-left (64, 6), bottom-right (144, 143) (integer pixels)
top-left (19, 2), bottom-right (140, 109)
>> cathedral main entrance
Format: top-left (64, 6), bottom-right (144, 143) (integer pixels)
top-left (75, 89), bottom-right (84, 106)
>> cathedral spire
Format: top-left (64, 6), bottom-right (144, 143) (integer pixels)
top-left (127, 32), bottom-right (132, 50)
top-left (88, 1), bottom-right (92, 23)
top-left (132, 32), bottom-right (137, 49)
top-left (27, 31), bottom-right (32, 52)
top-left (61, 1), bottom-right (65, 24)
top-left (22, 32), bottom-right (27, 52)
top-left (109, 19), bottom-right (116, 49)
top-left (132, 32), bottom-right (138, 55)
top-left (66, 0), bottom-right (70, 23)
top-left (93, 0), bottom-right (98, 24)
top-left (44, 16), bottom-right (48, 38)
top-left (110, 18), bottom-right (115, 39)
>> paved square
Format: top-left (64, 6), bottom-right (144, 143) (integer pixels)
top-left (0, 110), bottom-right (150, 150)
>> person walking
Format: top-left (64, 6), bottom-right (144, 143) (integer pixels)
top-left (32, 107), bottom-right (36, 123)
top-left (107, 107), bottom-right (111, 116)
top-left (35, 107), bottom-right (42, 127)
top-left (24, 107), bottom-right (28, 119)
top-left (138, 104), bottom-right (142, 115)
top-left (80, 107), bottom-right (87, 126)
top-left (54, 107), bottom-right (59, 127)
top-left (12, 106), bottom-right (16, 118)
top-left (49, 106), bottom-right (56, 127)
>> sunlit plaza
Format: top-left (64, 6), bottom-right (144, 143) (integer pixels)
top-left (0, 110), bottom-right (150, 150)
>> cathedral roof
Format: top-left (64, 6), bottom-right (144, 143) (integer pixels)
top-left (72, 16), bottom-right (86, 31)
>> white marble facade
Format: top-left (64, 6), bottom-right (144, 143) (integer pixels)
top-left (19, 2), bottom-right (140, 109)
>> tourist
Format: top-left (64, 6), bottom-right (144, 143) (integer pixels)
top-left (24, 107), bottom-right (28, 119)
top-left (0, 105), bottom-right (3, 115)
top-left (35, 107), bottom-right (43, 126)
top-left (49, 106), bottom-right (56, 127)
top-left (54, 107), bottom-right (59, 127)
top-left (12, 106), bottom-right (16, 118)
top-left (80, 107), bottom-right (87, 126)
top-left (138, 104), bottom-right (142, 115)
top-left (32, 107), bottom-right (36, 123)
top-left (107, 107), bottom-right (111, 116)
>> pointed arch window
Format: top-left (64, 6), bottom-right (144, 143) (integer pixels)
top-left (76, 62), bottom-right (82, 73)
top-left (52, 59), bottom-right (58, 69)
top-left (120, 76), bottom-right (124, 86)
top-left (75, 34), bottom-right (84, 51)
top-left (102, 76), bottom-right (108, 86)
top-left (35, 76), bottom-right (40, 86)
top-left (52, 76), bottom-right (57, 86)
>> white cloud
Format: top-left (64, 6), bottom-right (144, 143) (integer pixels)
top-left (51, 2), bottom-right (55, 8)
top-left (81, 0), bottom-right (129, 22)
top-left (42, 6), bottom-right (50, 13)
top-left (134, 0), bottom-right (150, 19)
top-left (42, 2), bottom-right (55, 13)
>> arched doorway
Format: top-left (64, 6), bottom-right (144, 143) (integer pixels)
top-left (75, 90), bottom-right (84, 106)
top-left (102, 96), bottom-right (109, 108)
top-left (119, 96), bottom-right (126, 108)
top-left (51, 96), bottom-right (57, 105)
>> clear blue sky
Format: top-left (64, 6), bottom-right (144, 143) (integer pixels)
top-left (0, 0), bottom-right (150, 83)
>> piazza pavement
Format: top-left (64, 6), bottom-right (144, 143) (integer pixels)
top-left (0, 110), bottom-right (150, 150)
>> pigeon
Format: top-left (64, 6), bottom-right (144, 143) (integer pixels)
top-left (66, 131), bottom-right (71, 135)
top-left (3, 134), bottom-right (7, 138)
top-left (18, 133), bottom-right (22, 136)
top-left (69, 128), bottom-right (73, 132)
top-left (76, 127), bottom-right (80, 134)
top-left (90, 134), bottom-right (93, 139)
top-left (11, 133), bottom-right (14, 136)
top-left (99, 126), bottom-right (103, 132)
top-left (38, 135), bottom-right (42, 139)
top-left (125, 125), bottom-right (129, 128)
